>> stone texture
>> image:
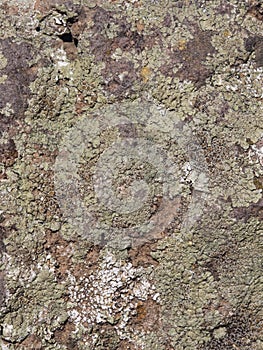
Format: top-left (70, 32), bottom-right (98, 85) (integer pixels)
top-left (0, 0), bottom-right (262, 349)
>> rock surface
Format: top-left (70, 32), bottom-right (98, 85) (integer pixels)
top-left (0, 0), bottom-right (262, 349)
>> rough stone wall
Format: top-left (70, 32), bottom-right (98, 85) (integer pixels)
top-left (0, 0), bottom-right (262, 349)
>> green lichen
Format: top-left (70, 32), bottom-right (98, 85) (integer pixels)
top-left (0, 0), bottom-right (262, 349)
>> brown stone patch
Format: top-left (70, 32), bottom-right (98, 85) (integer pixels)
top-left (121, 297), bottom-right (170, 349)
top-left (84, 246), bottom-right (101, 268)
top-left (0, 39), bottom-right (38, 134)
top-left (118, 340), bottom-right (137, 350)
top-left (19, 334), bottom-right (43, 350)
top-left (71, 6), bottom-right (89, 38)
top-left (160, 24), bottom-right (215, 86)
top-left (88, 7), bottom-right (147, 96)
top-left (44, 231), bottom-right (74, 280)
top-left (102, 58), bottom-right (138, 97)
top-left (0, 139), bottom-right (18, 167)
top-left (54, 321), bottom-right (78, 349)
top-left (245, 35), bottom-right (263, 67)
top-left (67, 246), bottom-right (101, 281)
top-left (175, 26), bottom-right (215, 86)
top-left (233, 197), bottom-right (263, 223)
top-left (44, 231), bottom-right (101, 281)
top-left (111, 25), bottom-right (145, 54)
top-left (255, 40), bottom-right (263, 67)
top-left (0, 271), bottom-right (6, 308)
top-left (62, 40), bottom-right (78, 60)
top-left (128, 242), bottom-right (159, 267)
top-left (132, 298), bottom-right (160, 331)
top-left (254, 175), bottom-right (263, 190)
top-left (89, 5), bottom-right (145, 54)
top-left (89, 33), bottom-right (111, 61)
top-left (0, 139), bottom-right (18, 177)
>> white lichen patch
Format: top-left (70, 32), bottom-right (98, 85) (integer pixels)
top-left (50, 48), bottom-right (69, 69)
top-left (219, 61), bottom-right (263, 99)
top-left (250, 135), bottom-right (263, 168)
top-left (0, 103), bottom-right (14, 117)
top-left (67, 251), bottom-right (160, 342)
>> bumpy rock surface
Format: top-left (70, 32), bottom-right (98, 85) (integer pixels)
top-left (0, 0), bottom-right (262, 349)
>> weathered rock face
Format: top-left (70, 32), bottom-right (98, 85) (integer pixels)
top-left (0, 0), bottom-right (262, 349)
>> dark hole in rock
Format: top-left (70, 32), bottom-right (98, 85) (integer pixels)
top-left (59, 32), bottom-right (73, 42)
top-left (73, 37), bottom-right (79, 47)
top-left (59, 32), bottom-right (78, 47)
top-left (67, 16), bottom-right (78, 25)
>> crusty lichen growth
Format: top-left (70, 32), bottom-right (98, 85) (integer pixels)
top-left (67, 250), bottom-right (160, 349)
top-left (0, 0), bottom-right (262, 349)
